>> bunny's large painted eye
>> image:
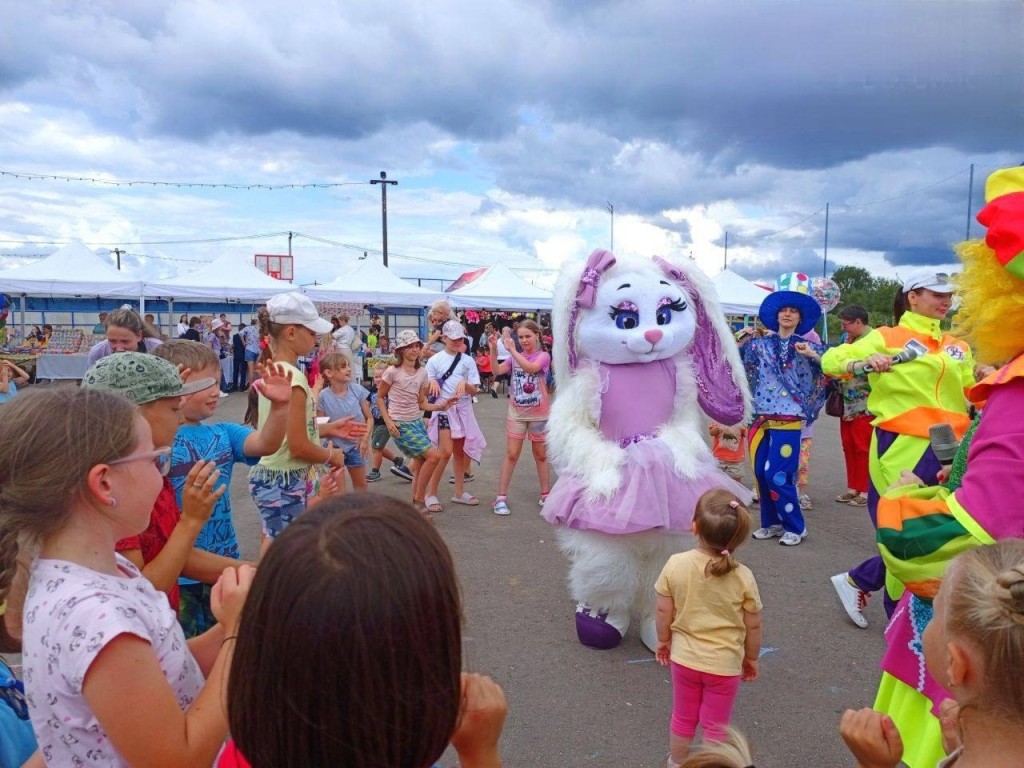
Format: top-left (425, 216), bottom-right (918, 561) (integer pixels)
top-left (608, 301), bottom-right (640, 330)
top-left (655, 297), bottom-right (687, 325)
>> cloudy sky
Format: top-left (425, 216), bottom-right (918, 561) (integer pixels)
top-left (0, 0), bottom-right (1019, 289)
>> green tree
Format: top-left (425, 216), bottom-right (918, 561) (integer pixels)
top-left (825, 266), bottom-right (902, 339)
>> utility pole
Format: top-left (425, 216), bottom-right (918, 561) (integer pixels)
top-left (111, 247), bottom-right (125, 271)
top-left (370, 171), bottom-right (398, 267)
top-left (822, 203), bottom-right (830, 278)
top-left (965, 163), bottom-right (975, 241)
top-left (723, 231), bottom-right (729, 270)
top-left (606, 202), bottom-right (614, 251)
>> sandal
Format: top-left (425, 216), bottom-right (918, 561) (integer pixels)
top-left (450, 491), bottom-right (479, 506)
top-left (493, 500), bottom-right (511, 516)
top-left (835, 491), bottom-right (858, 503)
top-left (424, 495), bottom-right (444, 513)
top-left (848, 494), bottom-right (869, 507)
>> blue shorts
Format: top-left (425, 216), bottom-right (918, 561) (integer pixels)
top-left (248, 467), bottom-right (314, 539)
top-left (244, 349), bottom-right (260, 362)
top-left (342, 445), bottom-right (365, 468)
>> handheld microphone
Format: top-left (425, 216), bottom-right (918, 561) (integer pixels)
top-left (929, 423), bottom-right (959, 466)
top-left (852, 338), bottom-right (928, 375)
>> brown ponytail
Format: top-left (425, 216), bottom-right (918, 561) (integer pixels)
top-left (694, 490), bottom-right (752, 577)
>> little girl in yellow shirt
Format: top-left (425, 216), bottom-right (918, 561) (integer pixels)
top-left (655, 489), bottom-right (763, 767)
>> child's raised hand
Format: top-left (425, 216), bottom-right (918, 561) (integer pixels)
top-left (181, 461), bottom-right (226, 525)
top-left (253, 360), bottom-right (293, 404)
top-left (741, 657), bottom-right (759, 681)
top-left (210, 564), bottom-right (256, 636)
top-left (839, 708), bottom-right (903, 768)
top-left (328, 416), bottom-right (367, 441)
top-left (450, 673), bottom-right (507, 767)
top-left (655, 641), bottom-right (670, 667)
top-left (428, 379), bottom-right (441, 398)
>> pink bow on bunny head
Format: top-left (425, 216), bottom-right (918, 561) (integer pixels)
top-left (568, 249), bottom-right (617, 371)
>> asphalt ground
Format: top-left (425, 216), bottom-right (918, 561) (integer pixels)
top-left (214, 388), bottom-right (884, 768)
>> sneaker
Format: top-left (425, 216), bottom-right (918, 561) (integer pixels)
top-left (366, 469), bottom-right (382, 483)
top-left (493, 500), bottom-right (511, 516)
top-left (448, 473), bottom-right (475, 484)
top-left (472, 396), bottom-right (478, 403)
top-left (219, 391), bottom-right (229, 398)
top-left (831, 573), bottom-right (869, 628)
top-left (799, 494), bottom-right (813, 510)
top-left (752, 524), bottom-right (784, 540)
top-left (779, 530), bottom-right (808, 546)
top-left (490, 389), bottom-right (499, 399)
top-left (389, 463), bottom-right (414, 482)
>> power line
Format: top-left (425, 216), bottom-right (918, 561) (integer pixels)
top-left (0, 170), bottom-right (371, 190)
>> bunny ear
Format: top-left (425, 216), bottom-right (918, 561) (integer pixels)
top-left (652, 256), bottom-right (751, 425)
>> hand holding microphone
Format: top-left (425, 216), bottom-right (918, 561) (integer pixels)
top-left (849, 339), bottom-right (928, 375)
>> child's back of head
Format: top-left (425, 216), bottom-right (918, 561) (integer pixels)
top-left (694, 490), bottom-right (751, 577)
top-left (946, 539), bottom-right (1024, 723)
top-left (153, 338), bottom-right (219, 372)
top-left (678, 726), bottom-right (754, 767)
top-left (227, 493), bottom-right (463, 767)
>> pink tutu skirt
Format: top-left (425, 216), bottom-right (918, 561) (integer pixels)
top-left (541, 439), bottom-right (752, 534)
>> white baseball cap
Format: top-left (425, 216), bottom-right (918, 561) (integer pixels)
top-left (902, 268), bottom-right (954, 294)
top-left (442, 320), bottom-right (466, 340)
top-left (267, 292), bottom-right (333, 333)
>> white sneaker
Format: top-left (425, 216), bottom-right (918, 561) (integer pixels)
top-left (779, 530), bottom-right (807, 546)
top-left (831, 573), bottom-right (869, 628)
top-left (752, 524), bottom-right (784, 540)
top-left (799, 493), bottom-right (813, 510)
top-left (472, 396), bottom-right (478, 403)
top-left (493, 500), bottom-right (511, 516)
top-left (219, 391), bottom-right (229, 398)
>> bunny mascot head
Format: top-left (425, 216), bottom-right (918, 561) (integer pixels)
top-left (543, 249), bottom-right (752, 650)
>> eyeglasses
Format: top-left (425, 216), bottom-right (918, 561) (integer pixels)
top-left (108, 447), bottom-right (172, 477)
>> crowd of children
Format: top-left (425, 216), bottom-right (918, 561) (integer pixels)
top-left (7, 280), bottom-right (1024, 768)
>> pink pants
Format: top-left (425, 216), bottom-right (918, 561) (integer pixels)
top-left (670, 661), bottom-right (741, 740)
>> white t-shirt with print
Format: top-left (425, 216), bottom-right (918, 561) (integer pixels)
top-left (21, 555), bottom-right (204, 768)
top-left (425, 350), bottom-right (480, 401)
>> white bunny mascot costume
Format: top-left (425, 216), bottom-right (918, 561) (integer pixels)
top-left (543, 249), bottom-right (752, 651)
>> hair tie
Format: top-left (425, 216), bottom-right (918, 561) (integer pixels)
top-left (729, 500), bottom-right (739, 509)
top-left (720, 549), bottom-right (730, 557)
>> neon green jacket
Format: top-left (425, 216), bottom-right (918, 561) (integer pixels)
top-left (820, 311), bottom-right (974, 440)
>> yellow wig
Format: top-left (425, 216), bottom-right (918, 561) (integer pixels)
top-left (953, 238), bottom-right (1024, 366)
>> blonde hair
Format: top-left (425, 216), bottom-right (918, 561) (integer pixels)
top-left (694, 490), bottom-right (752, 577)
top-left (680, 727), bottom-right (754, 767)
top-left (153, 339), bottom-right (219, 372)
top-left (952, 239), bottom-right (1024, 366)
top-left (945, 540), bottom-right (1024, 723)
top-left (320, 351), bottom-right (352, 372)
top-left (429, 300), bottom-right (458, 325)
top-left (0, 388), bottom-right (138, 609)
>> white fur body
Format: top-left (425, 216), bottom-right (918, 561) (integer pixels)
top-left (546, 251), bottom-right (751, 649)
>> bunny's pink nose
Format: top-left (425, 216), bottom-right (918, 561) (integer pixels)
top-left (644, 329), bottom-right (663, 345)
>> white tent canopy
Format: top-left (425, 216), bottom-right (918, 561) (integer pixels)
top-left (144, 253), bottom-right (292, 301)
top-left (0, 239), bottom-right (143, 298)
top-left (303, 259), bottom-right (445, 307)
top-left (711, 269), bottom-right (770, 316)
top-left (446, 264), bottom-right (553, 310)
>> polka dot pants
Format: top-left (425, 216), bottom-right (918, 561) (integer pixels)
top-left (748, 420), bottom-right (805, 535)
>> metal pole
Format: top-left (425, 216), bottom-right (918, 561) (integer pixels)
top-left (823, 203), bottom-right (829, 278)
top-left (606, 202), bottom-right (614, 251)
top-left (965, 163), bottom-right (975, 241)
top-left (723, 231), bottom-right (728, 270)
top-left (370, 171), bottom-right (398, 268)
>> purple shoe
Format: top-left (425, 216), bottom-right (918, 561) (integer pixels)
top-left (575, 605), bottom-right (623, 650)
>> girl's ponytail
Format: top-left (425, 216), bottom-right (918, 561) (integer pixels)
top-left (695, 491), bottom-right (752, 577)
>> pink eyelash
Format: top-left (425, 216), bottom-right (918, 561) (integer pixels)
top-left (615, 301), bottom-right (638, 312)
top-left (657, 297), bottom-right (675, 309)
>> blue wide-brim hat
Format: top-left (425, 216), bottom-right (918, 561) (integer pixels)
top-left (758, 290), bottom-right (822, 335)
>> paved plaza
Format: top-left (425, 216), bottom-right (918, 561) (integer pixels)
top-left (219, 389), bottom-right (885, 767)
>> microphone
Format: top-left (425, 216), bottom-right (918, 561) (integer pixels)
top-left (852, 338), bottom-right (928, 375)
top-left (929, 423), bottom-right (959, 466)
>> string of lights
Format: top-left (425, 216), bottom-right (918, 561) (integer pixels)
top-left (0, 170), bottom-right (371, 190)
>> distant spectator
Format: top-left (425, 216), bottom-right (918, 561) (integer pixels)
top-left (232, 322), bottom-right (248, 391)
top-left (85, 306), bottom-right (162, 364)
top-left (176, 313), bottom-right (189, 337)
top-left (182, 316), bottom-right (202, 342)
top-left (93, 311), bottom-right (109, 335)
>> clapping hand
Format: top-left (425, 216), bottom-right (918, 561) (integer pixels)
top-left (253, 360), bottom-right (294, 404)
top-left (839, 708), bottom-right (903, 768)
top-left (181, 461), bottom-right (226, 525)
